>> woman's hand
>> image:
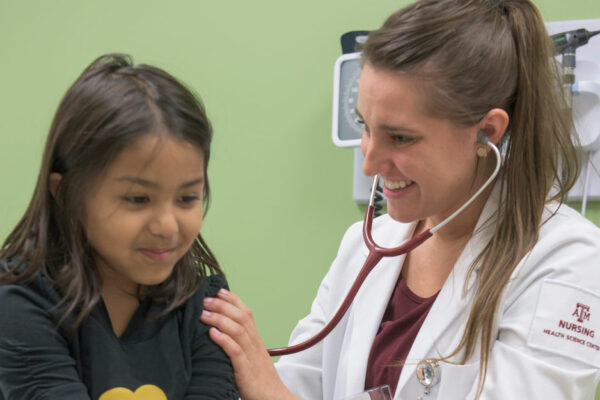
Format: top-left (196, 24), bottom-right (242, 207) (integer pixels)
top-left (201, 289), bottom-right (301, 400)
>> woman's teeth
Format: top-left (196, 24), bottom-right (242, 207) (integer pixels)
top-left (385, 180), bottom-right (413, 190)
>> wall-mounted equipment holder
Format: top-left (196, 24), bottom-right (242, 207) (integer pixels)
top-left (547, 19), bottom-right (600, 204)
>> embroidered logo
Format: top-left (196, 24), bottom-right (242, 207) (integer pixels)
top-left (572, 302), bottom-right (591, 323)
top-left (529, 280), bottom-right (600, 367)
top-left (556, 302), bottom-right (595, 338)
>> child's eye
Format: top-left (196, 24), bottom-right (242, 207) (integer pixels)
top-left (124, 196), bottom-right (149, 204)
top-left (178, 195), bottom-right (200, 205)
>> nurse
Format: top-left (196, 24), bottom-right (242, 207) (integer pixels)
top-left (201, 0), bottom-right (600, 398)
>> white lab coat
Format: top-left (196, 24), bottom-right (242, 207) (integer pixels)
top-left (275, 187), bottom-right (600, 399)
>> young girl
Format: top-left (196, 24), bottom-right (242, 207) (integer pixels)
top-left (201, 0), bottom-right (600, 399)
top-left (0, 54), bottom-right (238, 399)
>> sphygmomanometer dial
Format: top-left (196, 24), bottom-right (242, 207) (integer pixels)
top-left (342, 68), bottom-right (362, 136)
top-left (332, 52), bottom-right (363, 147)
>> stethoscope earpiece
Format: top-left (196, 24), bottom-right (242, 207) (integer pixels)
top-left (477, 130), bottom-right (490, 144)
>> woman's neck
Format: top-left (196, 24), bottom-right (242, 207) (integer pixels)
top-left (425, 169), bottom-right (497, 243)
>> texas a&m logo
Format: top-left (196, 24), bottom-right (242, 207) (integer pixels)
top-left (538, 282), bottom-right (600, 353)
top-left (573, 303), bottom-right (591, 323)
top-left (556, 302), bottom-right (594, 338)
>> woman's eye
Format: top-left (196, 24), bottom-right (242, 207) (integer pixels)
top-left (393, 135), bottom-right (413, 144)
top-left (124, 196), bottom-right (149, 204)
top-left (361, 122), bottom-right (370, 135)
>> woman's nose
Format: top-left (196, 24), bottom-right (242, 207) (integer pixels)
top-left (361, 133), bottom-right (387, 177)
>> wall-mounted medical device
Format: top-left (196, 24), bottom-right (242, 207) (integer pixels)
top-left (332, 31), bottom-right (368, 148)
top-left (332, 52), bottom-right (363, 148)
top-left (334, 20), bottom-right (600, 208)
top-left (547, 19), bottom-right (600, 215)
top-left (551, 28), bottom-right (600, 108)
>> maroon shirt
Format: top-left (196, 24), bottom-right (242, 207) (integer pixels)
top-left (364, 276), bottom-right (438, 395)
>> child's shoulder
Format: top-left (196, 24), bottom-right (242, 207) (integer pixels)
top-left (185, 274), bottom-right (229, 311)
top-left (0, 260), bottom-right (61, 310)
top-left (0, 261), bottom-right (68, 341)
top-left (201, 274), bottom-right (229, 297)
top-left (173, 274), bottom-right (229, 341)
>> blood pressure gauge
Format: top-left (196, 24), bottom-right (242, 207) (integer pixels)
top-left (332, 52), bottom-right (363, 147)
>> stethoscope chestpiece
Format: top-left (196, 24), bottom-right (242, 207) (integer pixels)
top-left (416, 360), bottom-right (440, 399)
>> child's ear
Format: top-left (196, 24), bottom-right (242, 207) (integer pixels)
top-left (48, 173), bottom-right (62, 200)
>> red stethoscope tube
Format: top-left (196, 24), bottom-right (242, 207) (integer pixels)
top-left (267, 137), bottom-right (500, 357)
top-left (267, 202), bottom-right (432, 357)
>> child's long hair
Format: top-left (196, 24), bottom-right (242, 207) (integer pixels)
top-left (0, 54), bottom-right (225, 327)
top-left (363, 0), bottom-right (579, 396)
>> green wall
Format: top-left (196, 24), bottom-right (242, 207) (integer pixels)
top-left (1, 0), bottom-right (599, 389)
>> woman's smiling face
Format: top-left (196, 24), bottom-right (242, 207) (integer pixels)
top-left (357, 63), bottom-right (483, 226)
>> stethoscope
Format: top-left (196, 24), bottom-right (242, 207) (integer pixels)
top-left (268, 133), bottom-right (501, 358)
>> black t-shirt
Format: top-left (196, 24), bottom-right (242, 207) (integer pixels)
top-left (0, 270), bottom-right (238, 400)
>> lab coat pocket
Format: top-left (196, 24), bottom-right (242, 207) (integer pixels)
top-left (434, 361), bottom-right (478, 400)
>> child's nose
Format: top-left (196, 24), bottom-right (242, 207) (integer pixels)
top-left (149, 208), bottom-right (179, 237)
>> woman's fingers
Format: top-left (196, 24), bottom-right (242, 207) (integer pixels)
top-left (208, 327), bottom-right (248, 362)
top-left (202, 297), bottom-right (246, 329)
top-left (200, 291), bottom-right (300, 400)
top-left (202, 295), bottom-right (262, 348)
top-left (216, 289), bottom-right (260, 336)
top-left (201, 308), bottom-right (255, 356)
top-left (217, 288), bottom-right (250, 312)
top-left (207, 290), bottom-right (255, 328)
top-left (208, 326), bottom-right (297, 400)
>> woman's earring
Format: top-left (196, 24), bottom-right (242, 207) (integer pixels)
top-left (476, 146), bottom-right (488, 158)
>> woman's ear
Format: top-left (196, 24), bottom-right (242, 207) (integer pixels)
top-left (48, 173), bottom-right (63, 200)
top-left (477, 108), bottom-right (509, 144)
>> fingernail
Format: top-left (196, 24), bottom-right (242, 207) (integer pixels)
top-left (201, 310), bottom-right (211, 318)
top-left (211, 327), bottom-right (222, 335)
top-left (204, 297), bottom-right (213, 305)
top-left (218, 288), bottom-right (229, 296)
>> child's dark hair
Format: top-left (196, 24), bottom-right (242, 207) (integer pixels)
top-left (0, 54), bottom-right (224, 326)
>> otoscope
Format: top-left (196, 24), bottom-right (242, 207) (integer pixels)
top-left (550, 28), bottom-right (600, 108)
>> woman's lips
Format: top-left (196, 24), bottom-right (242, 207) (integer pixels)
top-left (383, 179), bottom-right (415, 199)
top-left (384, 179), bottom-right (413, 190)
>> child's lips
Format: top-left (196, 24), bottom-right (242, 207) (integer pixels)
top-left (140, 248), bottom-right (174, 262)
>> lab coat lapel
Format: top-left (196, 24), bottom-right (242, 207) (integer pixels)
top-left (393, 236), bottom-right (482, 398)
top-left (340, 219), bottom-right (416, 397)
top-left (394, 184), bottom-right (500, 399)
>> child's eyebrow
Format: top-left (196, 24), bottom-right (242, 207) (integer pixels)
top-left (116, 176), bottom-right (204, 189)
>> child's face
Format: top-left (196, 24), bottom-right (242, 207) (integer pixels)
top-left (83, 134), bottom-right (205, 295)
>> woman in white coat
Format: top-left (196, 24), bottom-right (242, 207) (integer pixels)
top-left (201, 0), bottom-right (600, 398)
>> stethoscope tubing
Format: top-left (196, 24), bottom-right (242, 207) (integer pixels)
top-left (267, 212), bottom-right (433, 357)
top-left (267, 137), bottom-right (501, 357)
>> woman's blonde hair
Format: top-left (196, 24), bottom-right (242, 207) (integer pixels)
top-left (363, 0), bottom-right (579, 396)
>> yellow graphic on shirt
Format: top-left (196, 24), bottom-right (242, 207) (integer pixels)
top-left (99, 384), bottom-right (167, 400)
